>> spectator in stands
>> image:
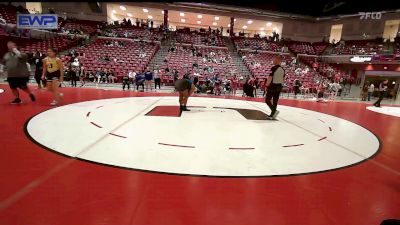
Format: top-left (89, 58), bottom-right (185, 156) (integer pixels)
top-left (33, 51), bottom-right (45, 89)
top-left (243, 79), bottom-right (254, 97)
top-left (214, 76), bottom-right (222, 96)
top-left (95, 68), bottom-right (103, 83)
top-left (223, 78), bottom-right (231, 94)
top-left (294, 78), bottom-right (302, 98)
top-left (128, 70), bottom-right (136, 84)
top-left (361, 83), bottom-right (369, 101)
top-left (69, 66), bottom-right (77, 87)
top-left (154, 68), bottom-right (161, 90)
top-left (122, 73), bottom-right (130, 90)
top-left (231, 74), bottom-right (239, 96)
top-left (144, 68), bottom-right (153, 91)
top-left (368, 83), bottom-right (375, 101)
top-left (139, 49), bottom-right (146, 58)
top-left (248, 76), bottom-right (258, 97)
top-left (79, 64), bottom-right (86, 87)
top-left (108, 70), bottom-right (116, 83)
top-left (99, 55), bottom-right (110, 62)
top-left (316, 82), bottom-right (328, 103)
top-left (135, 71), bottom-right (145, 91)
top-left (87, 72), bottom-right (94, 82)
top-left (173, 70), bottom-right (179, 82)
top-left (193, 70), bottom-right (200, 85)
top-left (331, 81), bottom-right (342, 99)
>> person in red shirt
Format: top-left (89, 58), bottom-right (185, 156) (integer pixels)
top-left (231, 74), bottom-right (239, 96)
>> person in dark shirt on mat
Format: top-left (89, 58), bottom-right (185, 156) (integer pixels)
top-left (265, 55), bottom-right (285, 119)
top-left (175, 74), bottom-right (195, 112)
top-left (373, 79), bottom-right (388, 107)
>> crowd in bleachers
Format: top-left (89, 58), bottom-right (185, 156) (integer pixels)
top-left (58, 38), bottom-right (159, 84)
top-left (329, 39), bottom-right (383, 55)
top-left (240, 50), bottom-right (322, 93)
top-left (234, 37), bottom-right (281, 52)
top-left (57, 18), bottom-right (102, 36)
top-left (98, 18), bottom-right (164, 42)
top-left (174, 27), bottom-right (225, 47)
top-left (1, 3), bottom-right (398, 97)
top-left (298, 55), bottom-right (352, 84)
top-left (158, 43), bottom-right (238, 86)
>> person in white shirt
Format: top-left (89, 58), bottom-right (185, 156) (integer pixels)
top-left (128, 70), bottom-right (136, 85)
top-left (26, 62), bottom-right (31, 73)
top-left (154, 69), bottom-right (161, 89)
top-left (373, 80), bottom-right (388, 107)
top-left (128, 70), bottom-right (136, 78)
top-left (368, 83), bottom-right (375, 101)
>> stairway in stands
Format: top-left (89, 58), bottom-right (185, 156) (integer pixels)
top-left (148, 31), bottom-right (173, 70)
top-left (59, 35), bottom-right (97, 56)
top-left (224, 36), bottom-right (252, 78)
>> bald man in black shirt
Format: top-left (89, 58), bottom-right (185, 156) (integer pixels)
top-left (265, 55), bottom-right (285, 119)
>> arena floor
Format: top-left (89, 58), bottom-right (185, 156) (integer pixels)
top-left (0, 83), bottom-right (399, 225)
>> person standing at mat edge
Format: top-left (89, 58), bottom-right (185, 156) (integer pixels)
top-left (2, 41), bottom-right (35, 104)
top-left (175, 75), bottom-right (195, 112)
top-left (373, 79), bottom-right (388, 108)
top-left (265, 55), bottom-right (285, 119)
top-left (42, 48), bottom-right (64, 106)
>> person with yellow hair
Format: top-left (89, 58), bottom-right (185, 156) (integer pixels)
top-left (42, 48), bottom-right (64, 106)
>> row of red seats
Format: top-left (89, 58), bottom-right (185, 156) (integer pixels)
top-left (298, 55), bottom-right (349, 82)
top-left (174, 31), bottom-right (225, 47)
top-left (233, 37), bottom-right (279, 52)
top-left (0, 4), bottom-right (19, 24)
top-left (19, 36), bottom-right (81, 54)
top-left (240, 50), bottom-right (324, 90)
top-left (332, 39), bottom-right (382, 55)
top-left (102, 27), bottom-right (162, 40)
top-left (156, 46), bottom-right (238, 79)
top-left (64, 38), bottom-right (159, 78)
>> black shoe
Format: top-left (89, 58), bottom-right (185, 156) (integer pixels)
top-left (29, 94), bottom-right (36, 102)
top-left (182, 106), bottom-right (190, 111)
top-left (179, 105), bottom-right (183, 113)
top-left (272, 110), bottom-right (280, 119)
top-left (10, 98), bottom-right (21, 104)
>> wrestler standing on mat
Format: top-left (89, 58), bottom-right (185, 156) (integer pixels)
top-left (175, 74), bottom-right (195, 112)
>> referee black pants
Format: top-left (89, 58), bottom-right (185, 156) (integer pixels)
top-left (154, 78), bottom-right (161, 89)
top-left (374, 91), bottom-right (385, 107)
top-left (265, 84), bottom-right (282, 116)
